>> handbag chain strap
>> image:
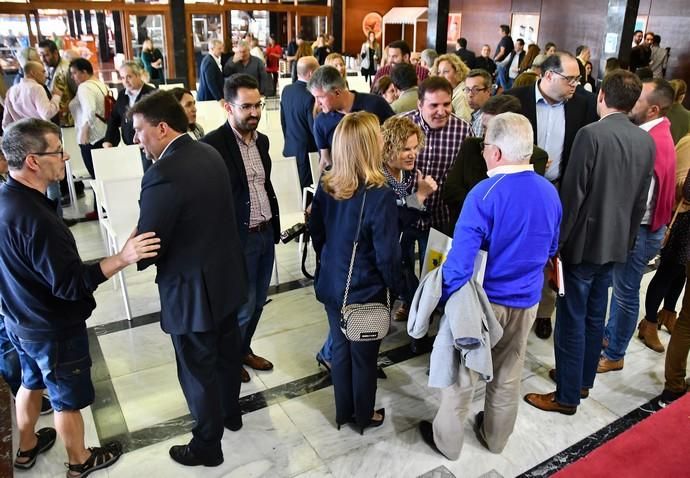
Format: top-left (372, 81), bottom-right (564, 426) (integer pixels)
top-left (341, 190), bottom-right (390, 314)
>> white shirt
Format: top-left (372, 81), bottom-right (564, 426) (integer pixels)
top-left (69, 78), bottom-right (108, 145)
top-left (487, 164), bottom-right (534, 177)
top-left (509, 51), bottom-right (522, 79)
top-left (639, 117), bottom-right (665, 224)
top-left (125, 87), bottom-right (142, 108)
top-left (157, 133), bottom-right (186, 162)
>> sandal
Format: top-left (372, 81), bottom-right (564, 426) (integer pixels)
top-left (14, 427), bottom-right (57, 470)
top-left (65, 441), bottom-right (123, 478)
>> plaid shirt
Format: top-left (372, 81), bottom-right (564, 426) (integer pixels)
top-left (231, 126), bottom-right (272, 227)
top-left (402, 109), bottom-right (471, 231)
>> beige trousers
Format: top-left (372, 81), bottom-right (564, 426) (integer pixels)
top-left (536, 264), bottom-right (557, 319)
top-left (432, 303), bottom-right (538, 460)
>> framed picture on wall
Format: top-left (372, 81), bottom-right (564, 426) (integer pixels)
top-left (447, 14), bottom-right (461, 43)
top-left (510, 13), bottom-right (540, 46)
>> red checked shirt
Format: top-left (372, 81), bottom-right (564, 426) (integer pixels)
top-left (401, 109), bottom-right (471, 231)
top-left (231, 126), bottom-right (273, 227)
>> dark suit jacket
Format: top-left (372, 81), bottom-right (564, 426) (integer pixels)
top-left (280, 80), bottom-right (317, 161)
top-left (507, 84), bottom-right (597, 177)
top-left (136, 134), bottom-right (248, 334)
top-left (196, 54), bottom-right (224, 101)
top-left (104, 83), bottom-right (156, 146)
top-left (442, 137), bottom-right (548, 226)
top-left (455, 48), bottom-right (476, 68)
top-left (201, 122), bottom-right (281, 246)
top-left (559, 113), bottom-right (656, 265)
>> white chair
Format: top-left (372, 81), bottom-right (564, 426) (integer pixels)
top-left (271, 157), bottom-right (307, 284)
top-left (100, 177), bottom-right (143, 320)
top-left (158, 83), bottom-right (184, 91)
top-left (91, 145), bottom-right (144, 250)
top-left (195, 100), bottom-right (227, 133)
top-left (61, 127), bottom-right (90, 208)
top-left (308, 152), bottom-right (321, 188)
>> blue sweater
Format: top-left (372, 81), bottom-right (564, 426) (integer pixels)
top-left (442, 170), bottom-right (561, 308)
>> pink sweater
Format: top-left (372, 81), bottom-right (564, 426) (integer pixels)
top-left (648, 117), bottom-right (677, 232)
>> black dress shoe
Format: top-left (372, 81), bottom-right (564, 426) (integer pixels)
top-left (418, 420), bottom-right (442, 456)
top-left (535, 317), bottom-right (552, 339)
top-left (473, 412), bottom-right (489, 450)
top-left (224, 416), bottom-right (243, 432)
top-left (410, 335), bottom-right (433, 355)
top-left (169, 444), bottom-right (223, 467)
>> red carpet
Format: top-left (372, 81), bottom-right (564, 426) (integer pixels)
top-left (554, 394), bottom-right (690, 477)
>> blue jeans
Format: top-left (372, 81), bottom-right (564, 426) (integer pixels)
top-left (7, 329), bottom-right (94, 411)
top-left (554, 262), bottom-right (613, 406)
top-left (237, 226), bottom-right (275, 356)
top-left (0, 316), bottom-right (21, 395)
top-left (604, 225), bottom-right (666, 361)
top-left (496, 63), bottom-right (513, 90)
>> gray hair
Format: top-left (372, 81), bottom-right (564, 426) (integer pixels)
top-left (208, 39), bottom-right (222, 50)
top-left (307, 65), bottom-right (346, 92)
top-left (421, 48), bottom-right (438, 67)
top-left (1, 119), bottom-right (61, 170)
top-left (119, 60), bottom-right (144, 75)
top-left (485, 113), bottom-right (533, 162)
top-left (236, 40), bottom-right (249, 50)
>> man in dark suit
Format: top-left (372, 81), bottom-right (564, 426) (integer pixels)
top-left (280, 55), bottom-right (319, 189)
top-left (524, 70), bottom-right (655, 415)
top-left (507, 51), bottom-right (597, 339)
top-left (201, 74), bottom-right (280, 384)
top-left (196, 39), bottom-right (224, 101)
top-left (130, 91), bottom-right (248, 466)
top-left (102, 61), bottom-right (156, 170)
top-left (454, 37), bottom-right (475, 68)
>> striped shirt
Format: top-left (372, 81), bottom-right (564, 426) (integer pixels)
top-left (402, 109), bottom-right (471, 231)
top-left (231, 126), bottom-right (272, 227)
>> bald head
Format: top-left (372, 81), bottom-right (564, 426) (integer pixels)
top-left (24, 61), bottom-right (47, 84)
top-left (297, 56), bottom-right (319, 81)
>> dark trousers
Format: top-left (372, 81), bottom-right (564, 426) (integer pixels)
top-left (80, 143), bottom-right (99, 212)
top-left (554, 262), bottom-right (613, 406)
top-left (645, 256), bottom-right (687, 322)
top-left (325, 304), bottom-right (381, 426)
top-left (665, 264), bottom-right (690, 393)
top-left (0, 316), bottom-right (21, 395)
top-left (237, 226), bottom-right (275, 356)
top-left (296, 152), bottom-right (314, 190)
top-left (170, 315), bottom-right (242, 460)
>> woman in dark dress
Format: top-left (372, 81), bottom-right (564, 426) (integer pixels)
top-left (310, 111), bottom-right (400, 433)
top-left (313, 35), bottom-right (331, 65)
top-left (140, 38), bottom-right (164, 83)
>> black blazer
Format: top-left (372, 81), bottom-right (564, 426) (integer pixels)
top-left (104, 83), bottom-right (156, 146)
top-left (196, 54), bottom-right (224, 101)
top-left (136, 134), bottom-right (248, 334)
top-left (201, 122), bottom-right (281, 246)
top-left (507, 84), bottom-right (597, 178)
top-left (455, 48), bottom-right (476, 68)
top-left (280, 80), bottom-right (317, 161)
top-left (559, 113), bottom-right (655, 265)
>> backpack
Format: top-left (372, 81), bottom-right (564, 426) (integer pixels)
top-left (91, 80), bottom-right (115, 123)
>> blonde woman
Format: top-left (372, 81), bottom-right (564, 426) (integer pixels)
top-left (381, 116), bottom-right (437, 321)
top-left (325, 52), bottom-right (348, 88)
top-left (360, 31), bottom-right (380, 85)
top-left (431, 54), bottom-right (471, 122)
top-left (309, 111), bottom-right (400, 434)
top-left (291, 41), bottom-right (314, 83)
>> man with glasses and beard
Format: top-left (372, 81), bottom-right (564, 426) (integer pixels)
top-left (201, 74), bottom-right (281, 384)
top-left (506, 51), bottom-right (596, 340)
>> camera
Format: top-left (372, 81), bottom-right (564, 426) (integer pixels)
top-left (280, 222), bottom-right (308, 244)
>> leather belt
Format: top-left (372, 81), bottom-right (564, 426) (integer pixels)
top-left (248, 220), bottom-right (271, 233)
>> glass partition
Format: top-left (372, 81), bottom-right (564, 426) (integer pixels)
top-left (130, 14), bottom-right (168, 83)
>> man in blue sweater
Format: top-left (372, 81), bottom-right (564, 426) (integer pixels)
top-left (418, 113), bottom-right (562, 460)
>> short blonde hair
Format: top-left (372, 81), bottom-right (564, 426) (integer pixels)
top-left (431, 54), bottom-right (470, 83)
top-left (322, 112), bottom-right (386, 200)
top-left (381, 116), bottom-right (425, 166)
top-left (325, 52), bottom-right (345, 66)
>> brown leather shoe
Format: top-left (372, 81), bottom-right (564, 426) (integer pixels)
top-left (534, 317), bottom-right (552, 339)
top-left (523, 391), bottom-right (576, 415)
top-left (243, 353), bottom-right (273, 371)
top-left (548, 369), bottom-right (589, 399)
top-left (597, 356), bottom-right (624, 373)
top-left (394, 305), bottom-right (409, 322)
top-left (658, 309), bottom-right (678, 335)
top-left (638, 319), bottom-right (665, 353)
top-left (240, 367), bottom-right (250, 383)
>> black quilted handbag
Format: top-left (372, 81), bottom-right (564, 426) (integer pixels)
top-left (340, 191), bottom-right (391, 342)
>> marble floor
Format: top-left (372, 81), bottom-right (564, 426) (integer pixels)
top-left (10, 186), bottom-right (680, 478)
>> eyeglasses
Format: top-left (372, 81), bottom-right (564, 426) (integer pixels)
top-left (29, 150), bottom-right (65, 160)
top-left (480, 141), bottom-right (501, 155)
top-left (462, 86), bottom-right (489, 95)
top-left (230, 102), bottom-right (265, 112)
top-left (550, 70), bottom-right (581, 85)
